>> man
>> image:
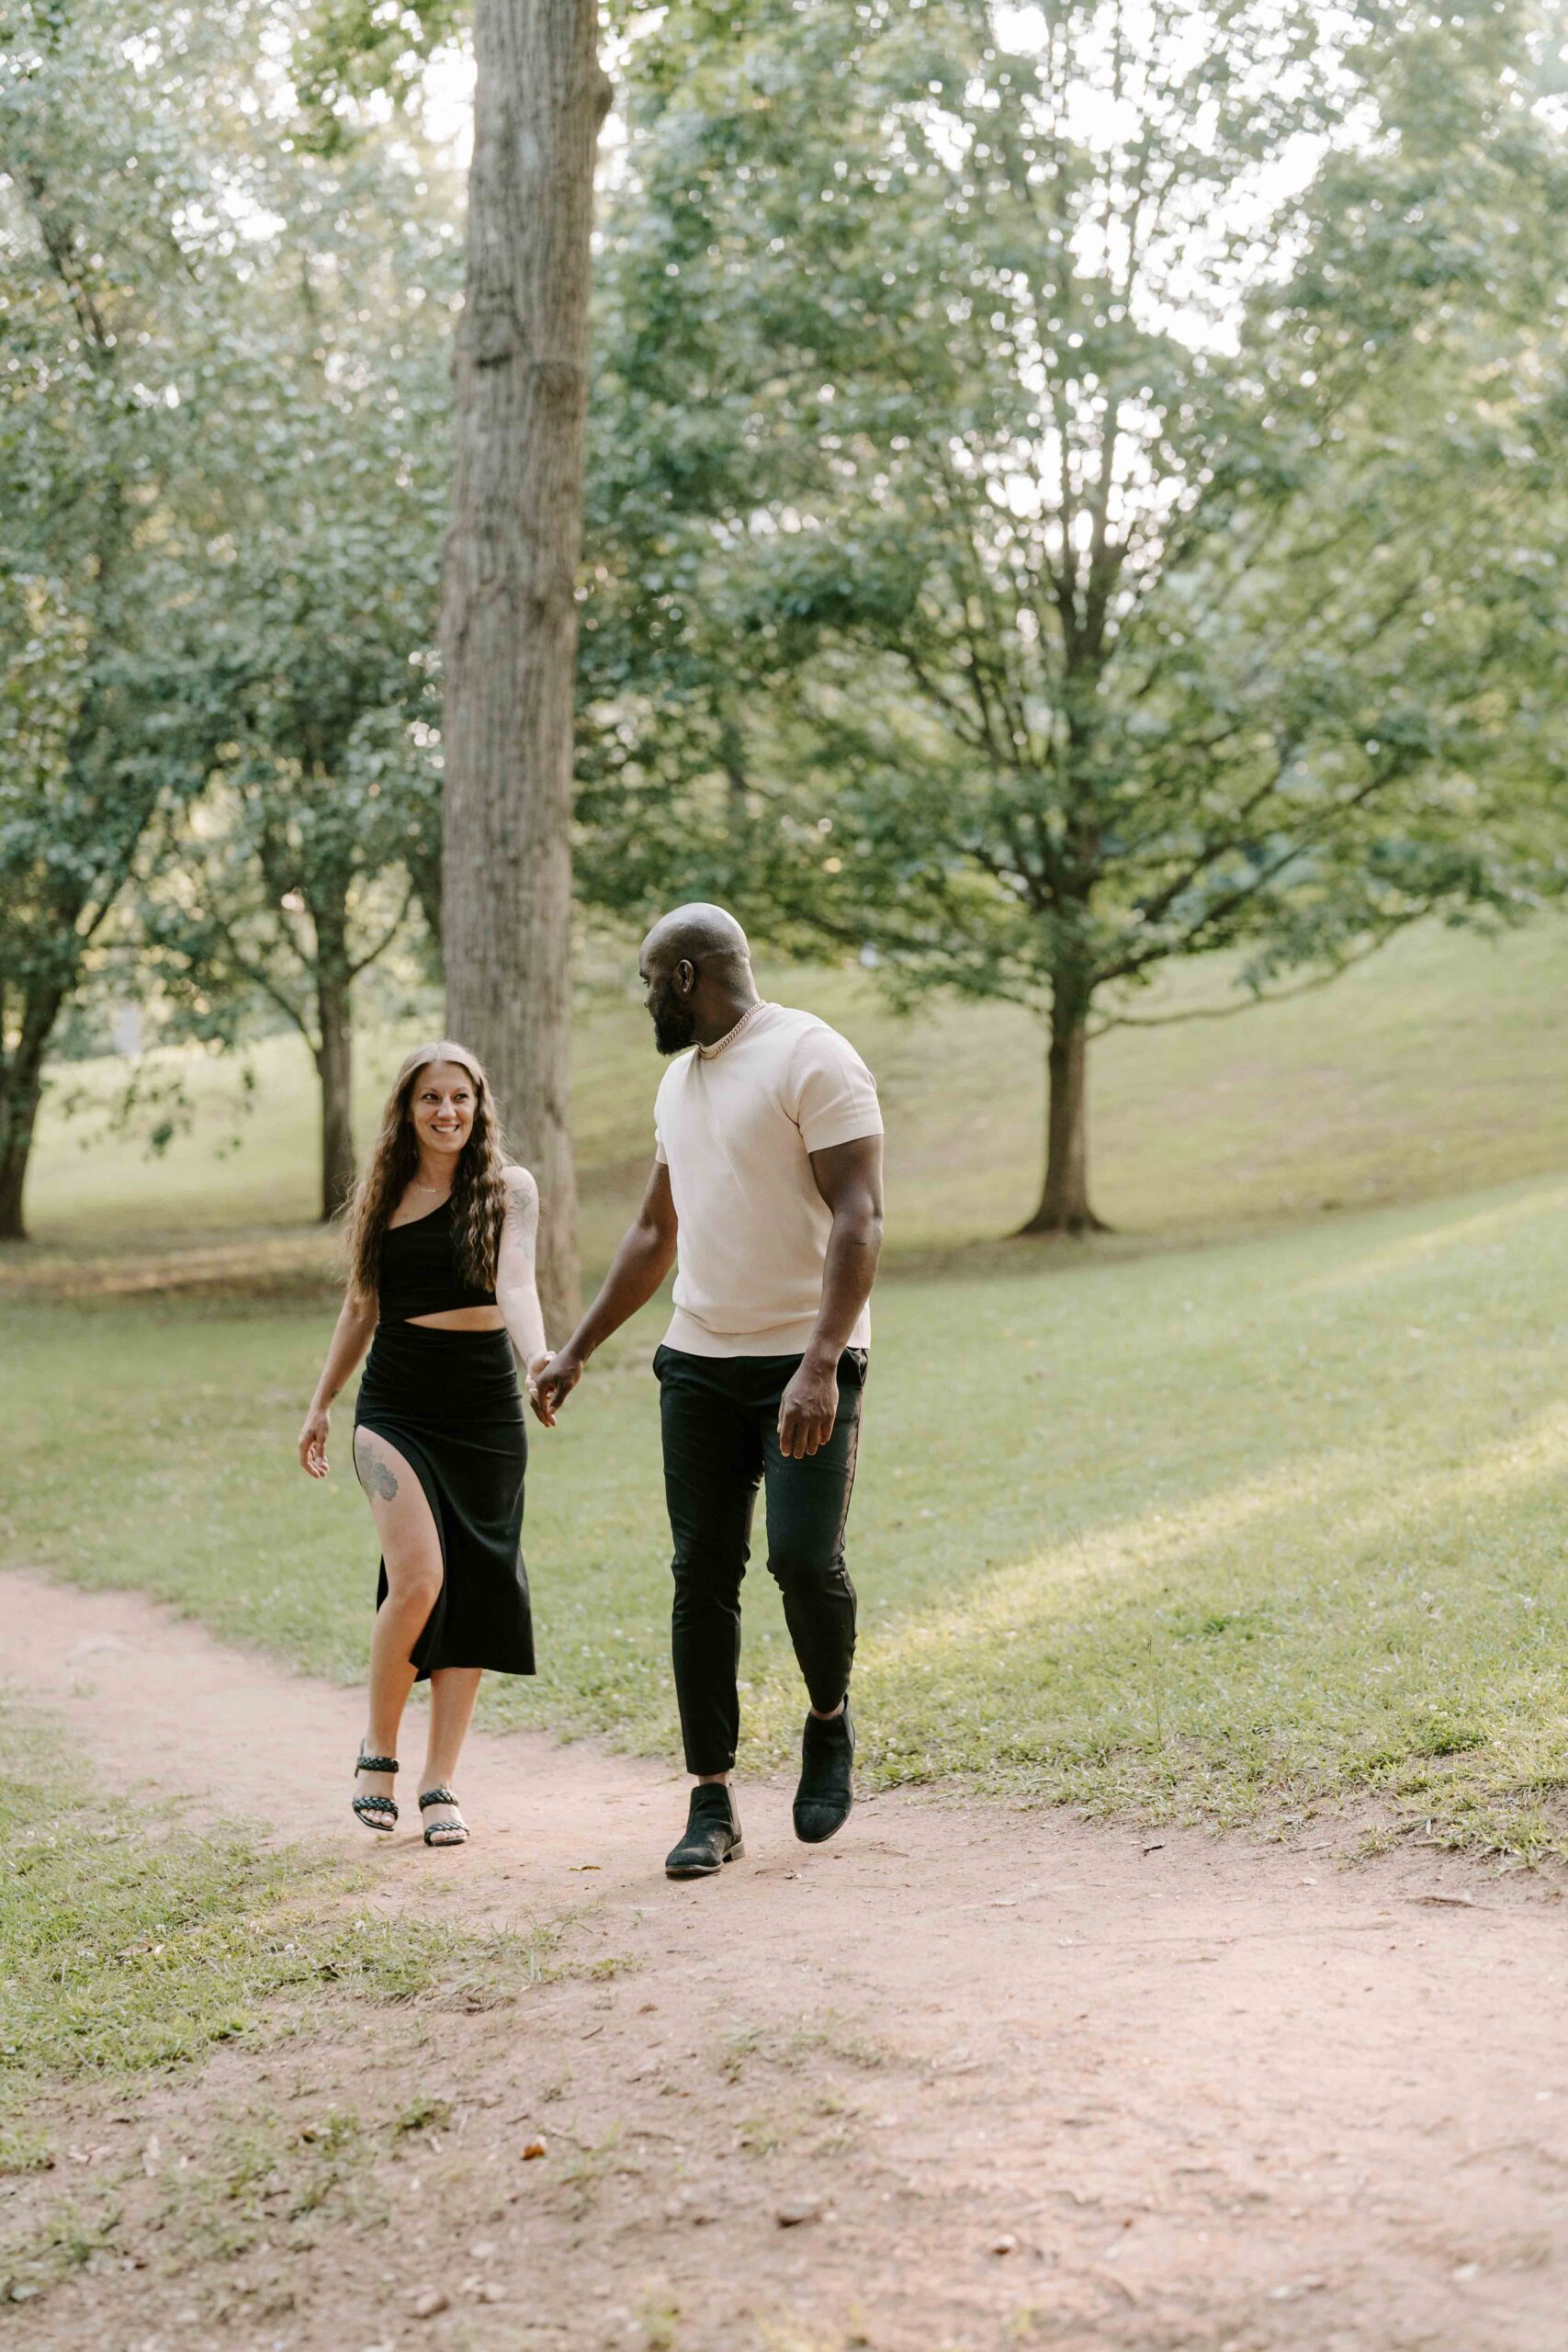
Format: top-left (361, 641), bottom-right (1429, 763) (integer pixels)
top-left (533, 904), bottom-right (884, 1880)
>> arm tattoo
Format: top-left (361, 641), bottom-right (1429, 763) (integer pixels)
top-left (502, 1171), bottom-right (539, 1265)
top-left (354, 1434), bottom-right (399, 1502)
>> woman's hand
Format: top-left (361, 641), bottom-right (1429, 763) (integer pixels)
top-left (299, 1405), bottom-right (332, 1478)
top-left (525, 1354), bottom-right (558, 1429)
top-left (530, 1346), bottom-right (584, 1427)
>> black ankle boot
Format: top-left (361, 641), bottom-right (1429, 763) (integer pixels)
top-left (794, 1700), bottom-right (854, 1844)
top-left (665, 1783), bottom-right (744, 1879)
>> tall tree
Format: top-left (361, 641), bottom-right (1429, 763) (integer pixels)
top-left (581, 0), bottom-right (1567, 1231)
top-left (148, 136), bottom-right (454, 1219)
top-left (0, 0), bottom-right (247, 1238)
top-left (441, 0), bottom-right (611, 1335)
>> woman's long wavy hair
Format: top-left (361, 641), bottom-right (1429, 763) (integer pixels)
top-left (344, 1040), bottom-right (509, 1303)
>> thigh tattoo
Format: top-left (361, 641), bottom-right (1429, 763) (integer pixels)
top-left (355, 1433), bottom-right (400, 1502)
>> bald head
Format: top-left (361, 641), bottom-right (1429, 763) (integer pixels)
top-left (642, 902), bottom-right (750, 973)
top-left (639, 903), bottom-right (759, 1057)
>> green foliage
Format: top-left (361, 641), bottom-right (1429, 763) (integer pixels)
top-left (1, 0), bottom-right (462, 1227)
top-left (289, 0), bottom-right (466, 153)
top-left (581, 0), bottom-right (1568, 1208)
top-left (140, 129), bottom-right (459, 1057)
top-left (0, 1), bottom-right (265, 1217)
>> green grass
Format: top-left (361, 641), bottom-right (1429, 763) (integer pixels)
top-left (0, 1700), bottom-right (550, 2178)
top-left (5, 1171), bottom-right (1568, 1856)
top-left (6, 916), bottom-right (1568, 1859)
top-left (18, 915), bottom-right (1568, 1266)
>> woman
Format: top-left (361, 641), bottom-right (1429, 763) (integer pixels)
top-left (298, 1040), bottom-right (553, 1847)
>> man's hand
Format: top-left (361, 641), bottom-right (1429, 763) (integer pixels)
top-left (525, 1353), bottom-right (557, 1428)
top-left (778, 1351), bottom-right (839, 1460)
top-left (530, 1347), bottom-right (585, 1425)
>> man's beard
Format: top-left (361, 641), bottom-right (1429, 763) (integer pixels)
top-left (649, 978), bottom-right (697, 1056)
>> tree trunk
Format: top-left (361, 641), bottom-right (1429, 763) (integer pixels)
top-left (0, 989), bottom-right (63, 1243)
top-left (440, 0), bottom-right (610, 1344)
top-left (0, 1071), bottom-right (42, 1241)
top-left (312, 886), bottom-right (356, 1222)
top-left (1016, 985), bottom-right (1109, 1237)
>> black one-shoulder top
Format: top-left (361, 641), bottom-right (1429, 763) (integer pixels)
top-left (378, 1196), bottom-right (498, 1324)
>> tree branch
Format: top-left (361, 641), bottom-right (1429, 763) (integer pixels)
top-left (1089, 917), bottom-right (1419, 1038)
top-left (347, 877), bottom-right (417, 979)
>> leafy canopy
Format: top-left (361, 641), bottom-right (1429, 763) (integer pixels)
top-left (581, 0), bottom-right (1568, 1031)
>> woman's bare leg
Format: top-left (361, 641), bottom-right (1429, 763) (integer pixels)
top-left (354, 1429), bottom-right (444, 1819)
top-left (423, 1668), bottom-right (481, 1836)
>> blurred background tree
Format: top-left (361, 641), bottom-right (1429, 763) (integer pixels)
top-left (580, 0), bottom-right (1568, 1229)
top-left (1, 0), bottom-right (455, 1234)
top-left (143, 133), bottom-right (456, 1219)
top-left (4, 0), bottom-right (1565, 1247)
top-left (0, 0), bottom-right (261, 1238)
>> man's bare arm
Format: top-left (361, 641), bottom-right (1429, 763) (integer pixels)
top-left (778, 1134), bottom-right (885, 1460)
top-left (532, 1161), bottom-right (679, 1414)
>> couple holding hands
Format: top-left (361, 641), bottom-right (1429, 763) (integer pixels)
top-left (299, 904), bottom-right (885, 1878)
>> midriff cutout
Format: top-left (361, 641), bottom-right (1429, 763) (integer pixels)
top-left (404, 1306), bottom-right (507, 1331)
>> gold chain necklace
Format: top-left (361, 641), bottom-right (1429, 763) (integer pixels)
top-left (699, 1000), bottom-right (771, 1059)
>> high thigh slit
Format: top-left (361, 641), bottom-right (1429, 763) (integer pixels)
top-left (355, 1321), bottom-right (534, 1680)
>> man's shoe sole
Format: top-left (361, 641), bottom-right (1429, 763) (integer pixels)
top-left (665, 1840), bottom-right (745, 1881)
top-left (793, 1803), bottom-right (852, 1846)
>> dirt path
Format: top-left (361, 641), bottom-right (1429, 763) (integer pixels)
top-left (4, 1566), bottom-right (1565, 2352)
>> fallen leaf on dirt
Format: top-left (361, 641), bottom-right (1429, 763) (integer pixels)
top-left (1092, 2268), bottom-right (1140, 2305)
top-left (408, 2290), bottom-right (449, 2319)
top-left (776, 2197), bottom-right (826, 2228)
top-left (521, 2137), bottom-right (547, 2160)
top-left (1410, 1894), bottom-right (1480, 1909)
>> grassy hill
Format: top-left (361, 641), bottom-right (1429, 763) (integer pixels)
top-left (6, 916), bottom-right (1568, 1858)
top-left (14, 914), bottom-right (1568, 1279)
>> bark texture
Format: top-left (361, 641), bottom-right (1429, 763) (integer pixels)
top-left (1017, 985), bottom-right (1108, 1236)
top-left (440, 0), bottom-right (610, 1341)
top-left (311, 881), bottom-right (355, 1223)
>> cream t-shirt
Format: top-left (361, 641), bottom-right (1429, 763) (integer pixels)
top-left (653, 1001), bottom-right (883, 1357)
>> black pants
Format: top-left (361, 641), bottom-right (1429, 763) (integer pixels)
top-left (653, 1344), bottom-right (867, 1777)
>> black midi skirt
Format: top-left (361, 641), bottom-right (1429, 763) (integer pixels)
top-left (354, 1323), bottom-right (535, 1679)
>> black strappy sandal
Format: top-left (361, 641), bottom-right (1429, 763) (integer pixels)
top-left (353, 1748), bottom-right (399, 1834)
top-left (419, 1787), bottom-right (469, 1848)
